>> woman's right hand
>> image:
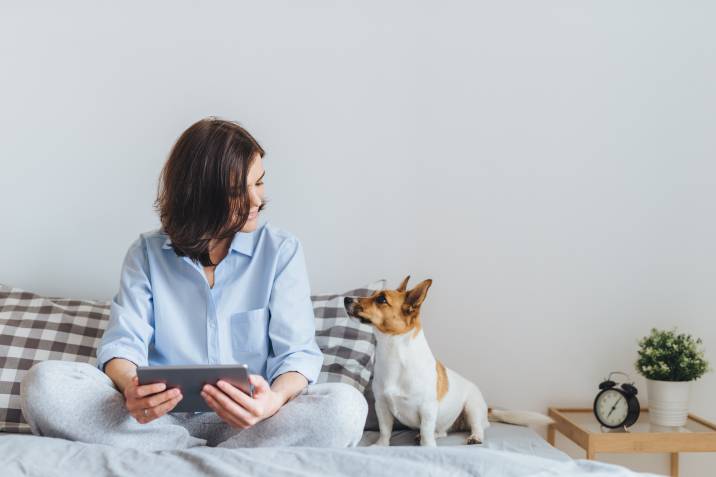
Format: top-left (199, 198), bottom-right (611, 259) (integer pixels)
top-left (123, 376), bottom-right (183, 424)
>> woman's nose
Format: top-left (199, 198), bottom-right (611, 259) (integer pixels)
top-left (249, 189), bottom-right (262, 207)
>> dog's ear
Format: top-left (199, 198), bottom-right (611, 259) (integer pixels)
top-left (397, 275), bottom-right (410, 292)
top-left (405, 279), bottom-right (432, 308)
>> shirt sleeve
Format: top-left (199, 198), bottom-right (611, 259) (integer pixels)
top-left (265, 237), bottom-right (324, 385)
top-left (96, 236), bottom-right (155, 372)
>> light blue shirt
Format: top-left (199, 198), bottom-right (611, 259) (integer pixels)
top-left (96, 219), bottom-right (324, 385)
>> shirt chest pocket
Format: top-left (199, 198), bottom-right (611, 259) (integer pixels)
top-left (231, 306), bottom-right (270, 353)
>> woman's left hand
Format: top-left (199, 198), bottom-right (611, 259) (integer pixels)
top-left (201, 374), bottom-right (283, 429)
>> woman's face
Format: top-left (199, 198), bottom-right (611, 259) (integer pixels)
top-left (239, 154), bottom-right (265, 232)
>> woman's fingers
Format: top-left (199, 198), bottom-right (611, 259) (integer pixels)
top-left (147, 393), bottom-right (183, 419)
top-left (202, 385), bottom-right (254, 426)
top-left (215, 380), bottom-right (260, 415)
top-left (127, 388), bottom-right (179, 412)
top-left (141, 388), bottom-right (181, 409)
top-left (249, 374), bottom-right (270, 394)
top-left (202, 391), bottom-right (248, 428)
top-left (202, 384), bottom-right (251, 420)
top-left (135, 382), bottom-right (167, 398)
top-left (130, 391), bottom-right (183, 424)
top-left (124, 378), bottom-right (166, 400)
top-left (123, 376), bottom-right (183, 424)
top-left (203, 393), bottom-right (238, 426)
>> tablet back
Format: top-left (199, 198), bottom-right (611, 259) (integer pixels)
top-left (137, 364), bottom-right (252, 413)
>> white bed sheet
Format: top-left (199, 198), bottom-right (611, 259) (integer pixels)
top-left (0, 424), bottom-right (663, 477)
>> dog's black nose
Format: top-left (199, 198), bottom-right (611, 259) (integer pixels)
top-left (344, 297), bottom-right (353, 306)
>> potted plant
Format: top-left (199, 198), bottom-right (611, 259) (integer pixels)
top-left (635, 327), bottom-right (710, 427)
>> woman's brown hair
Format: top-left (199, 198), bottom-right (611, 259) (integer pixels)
top-left (153, 117), bottom-right (267, 267)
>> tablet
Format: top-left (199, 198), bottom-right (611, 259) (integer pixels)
top-left (136, 364), bottom-right (253, 413)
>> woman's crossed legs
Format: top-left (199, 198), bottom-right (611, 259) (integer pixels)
top-left (20, 360), bottom-right (367, 451)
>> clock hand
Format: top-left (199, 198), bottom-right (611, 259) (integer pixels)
top-left (607, 397), bottom-right (621, 418)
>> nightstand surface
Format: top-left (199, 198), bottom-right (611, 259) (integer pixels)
top-left (547, 407), bottom-right (716, 477)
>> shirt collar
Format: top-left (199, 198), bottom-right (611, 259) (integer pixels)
top-left (161, 221), bottom-right (264, 257)
top-left (227, 227), bottom-right (258, 256)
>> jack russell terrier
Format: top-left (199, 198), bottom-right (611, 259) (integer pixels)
top-left (344, 275), bottom-right (553, 447)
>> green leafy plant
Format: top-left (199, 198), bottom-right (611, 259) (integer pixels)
top-left (635, 327), bottom-right (710, 381)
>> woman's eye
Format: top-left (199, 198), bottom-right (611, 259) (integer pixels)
top-left (256, 181), bottom-right (264, 186)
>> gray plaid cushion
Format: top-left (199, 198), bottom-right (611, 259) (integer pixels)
top-left (0, 280), bottom-right (385, 433)
top-left (0, 284), bottom-right (109, 433)
top-left (311, 279), bottom-right (385, 393)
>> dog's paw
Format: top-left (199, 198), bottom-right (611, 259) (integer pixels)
top-left (466, 435), bottom-right (483, 445)
top-left (371, 437), bottom-right (391, 447)
top-left (420, 438), bottom-right (437, 447)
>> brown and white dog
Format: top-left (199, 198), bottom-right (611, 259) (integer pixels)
top-left (345, 275), bottom-right (553, 447)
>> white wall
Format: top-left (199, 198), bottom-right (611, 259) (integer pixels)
top-left (1, 1), bottom-right (714, 474)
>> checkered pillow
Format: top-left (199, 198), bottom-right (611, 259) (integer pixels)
top-left (0, 284), bottom-right (110, 433)
top-left (311, 279), bottom-right (385, 393)
top-left (0, 280), bottom-right (385, 433)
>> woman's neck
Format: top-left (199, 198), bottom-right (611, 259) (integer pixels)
top-left (207, 237), bottom-right (231, 266)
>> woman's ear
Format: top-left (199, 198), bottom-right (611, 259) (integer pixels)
top-left (405, 279), bottom-right (432, 308)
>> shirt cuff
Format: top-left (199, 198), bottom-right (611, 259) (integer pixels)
top-left (269, 352), bottom-right (323, 386)
top-left (96, 346), bottom-right (148, 372)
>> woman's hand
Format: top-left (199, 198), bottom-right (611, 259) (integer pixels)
top-left (201, 374), bottom-right (284, 429)
top-left (124, 375), bottom-right (183, 424)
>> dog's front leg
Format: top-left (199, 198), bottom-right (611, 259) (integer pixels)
top-left (372, 396), bottom-right (394, 446)
top-left (418, 402), bottom-right (439, 447)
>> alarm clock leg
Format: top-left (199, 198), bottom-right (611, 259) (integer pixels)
top-left (547, 424), bottom-right (555, 446)
top-left (670, 452), bottom-right (679, 477)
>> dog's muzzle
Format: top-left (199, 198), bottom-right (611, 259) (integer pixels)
top-left (344, 297), bottom-right (373, 325)
top-left (343, 296), bottom-right (356, 314)
top-left (343, 297), bottom-right (363, 319)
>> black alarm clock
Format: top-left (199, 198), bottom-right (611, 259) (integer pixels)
top-left (593, 371), bottom-right (640, 430)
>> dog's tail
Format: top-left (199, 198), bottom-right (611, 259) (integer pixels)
top-left (487, 408), bottom-right (554, 427)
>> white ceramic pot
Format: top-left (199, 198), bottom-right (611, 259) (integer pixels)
top-left (646, 378), bottom-right (691, 427)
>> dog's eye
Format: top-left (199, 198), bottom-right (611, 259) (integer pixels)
top-left (375, 295), bottom-right (388, 305)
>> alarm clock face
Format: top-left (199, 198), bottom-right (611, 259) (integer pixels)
top-left (595, 389), bottom-right (629, 427)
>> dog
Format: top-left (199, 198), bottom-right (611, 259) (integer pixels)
top-left (344, 275), bottom-right (553, 447)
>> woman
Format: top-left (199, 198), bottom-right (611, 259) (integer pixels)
top-left (20, 117), bottom-right (367, 450)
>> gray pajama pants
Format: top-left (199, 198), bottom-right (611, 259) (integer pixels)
top-left (20, 360), bottom-right (368, 451)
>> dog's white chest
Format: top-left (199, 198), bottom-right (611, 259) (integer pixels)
top-left (373, 332), bottom-right (436, 428)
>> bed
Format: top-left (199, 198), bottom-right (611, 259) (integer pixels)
top-left (1, 424), bottom-right (662, 477)
top-left (0, 284), bottom-right (661, 476)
